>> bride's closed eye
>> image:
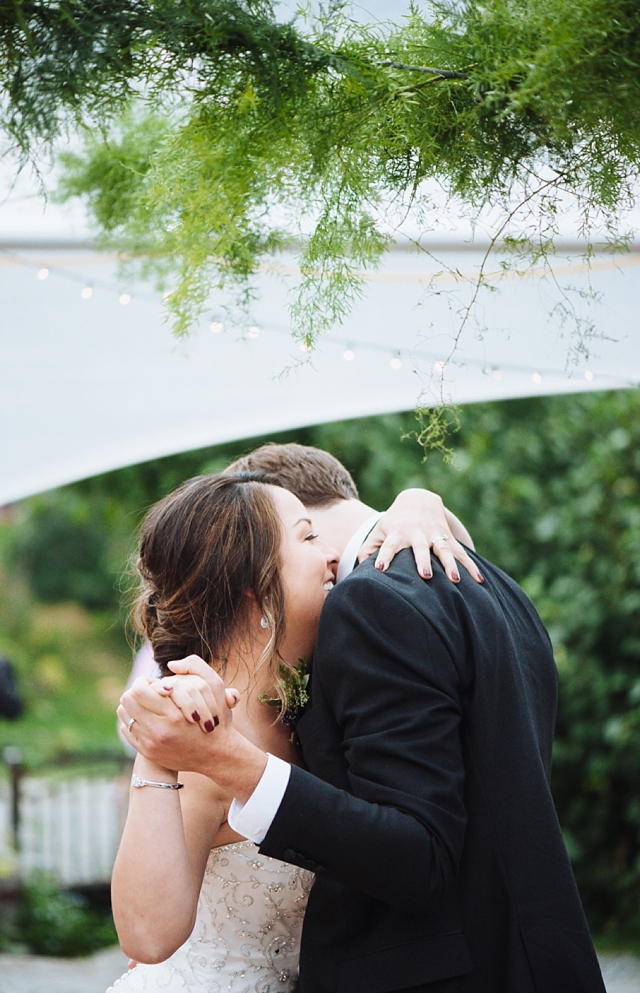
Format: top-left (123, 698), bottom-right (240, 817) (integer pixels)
top-left (304, 532), bottom-right (319, 541)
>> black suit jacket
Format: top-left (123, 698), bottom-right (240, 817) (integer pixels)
top-left (260, 550), bottom-right (605, 993)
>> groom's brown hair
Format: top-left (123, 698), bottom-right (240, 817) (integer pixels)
top-left (225, 443), bottom-right (358, 507)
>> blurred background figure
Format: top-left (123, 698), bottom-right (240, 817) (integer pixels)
top-left (118, 642), bottom-right (160, 757)
top-left (0, 654), bottom-right (23, 720)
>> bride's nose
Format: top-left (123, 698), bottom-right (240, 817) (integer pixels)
top-left (325, 545), bottom-right (339, 577)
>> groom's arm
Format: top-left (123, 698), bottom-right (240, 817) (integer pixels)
top-left (258, 568), bottom-right (468, 913)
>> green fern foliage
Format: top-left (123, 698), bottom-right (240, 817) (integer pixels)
top-left (3, 0), bottom-right (640, 342)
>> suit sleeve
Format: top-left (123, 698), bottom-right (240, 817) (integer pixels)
top-left (259, 572), bottom-right (467, 913)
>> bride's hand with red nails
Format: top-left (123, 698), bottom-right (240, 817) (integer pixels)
top-left (150, 673), bottom-right (240, 732)
top-left (359, 488), bottom-right (483, 584)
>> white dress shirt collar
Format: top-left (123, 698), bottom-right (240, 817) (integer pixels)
top-left (335, 512), bottom-right (384, 584)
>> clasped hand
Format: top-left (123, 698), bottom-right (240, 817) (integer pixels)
top-left (118, 656), bottom-right (239, 774)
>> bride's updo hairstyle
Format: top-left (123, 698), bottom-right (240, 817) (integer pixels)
top-left (132, 472), bottom-right (289, 702)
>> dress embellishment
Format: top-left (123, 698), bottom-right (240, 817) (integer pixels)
top-left (106, 841), bottom-right (314, 992)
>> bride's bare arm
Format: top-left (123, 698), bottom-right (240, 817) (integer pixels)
top-left (111, 754), bottom-right (226, 965)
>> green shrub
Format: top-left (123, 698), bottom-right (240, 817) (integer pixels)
top-left (8, 492), bottom-right (115, 611)
top-left (15, 874), bottom-right (117, 957)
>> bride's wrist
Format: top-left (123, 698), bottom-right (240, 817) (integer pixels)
top-left (134, 756), bottom-right (178, 784)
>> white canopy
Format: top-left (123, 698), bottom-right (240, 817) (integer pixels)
top-left (1, 163), bottom-right (639, 506)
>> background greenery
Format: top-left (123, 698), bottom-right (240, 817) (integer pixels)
top-left (10, 873), bottom-right (117, 956)
top-left (1, 388), bottom-right (640, 942)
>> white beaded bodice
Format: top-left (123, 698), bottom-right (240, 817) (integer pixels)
top-left (107, 841), bottom-right (314, 993)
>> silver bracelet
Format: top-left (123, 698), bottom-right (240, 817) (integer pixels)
top-left (131, 774), bottom-right (184, 790)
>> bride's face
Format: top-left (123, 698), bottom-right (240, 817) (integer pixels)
top-left (267, 485), bottom-right (339, 661)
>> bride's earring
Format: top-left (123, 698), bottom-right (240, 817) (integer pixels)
top-left (260, 616), bottom-right (269, 629)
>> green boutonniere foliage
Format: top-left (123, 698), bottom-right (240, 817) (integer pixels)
top-left (260, 657), bottom-right (310, 727)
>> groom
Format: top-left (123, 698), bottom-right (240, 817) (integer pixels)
top-left (122, 443), bottom-right (605, 993)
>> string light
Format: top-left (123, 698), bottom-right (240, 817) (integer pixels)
top-left (12, 257), bottom-right (634, 392)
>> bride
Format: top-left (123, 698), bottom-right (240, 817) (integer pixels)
top-left (107, 470), bottom-right (474, 992)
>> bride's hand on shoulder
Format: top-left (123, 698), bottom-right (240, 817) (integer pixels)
top-left (150, 672), bottom-right (241, 733)
top-left (359, 487), bottom-right (484, 584)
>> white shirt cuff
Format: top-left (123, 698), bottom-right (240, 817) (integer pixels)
top-left (228, 753), bottom-right (292, 844)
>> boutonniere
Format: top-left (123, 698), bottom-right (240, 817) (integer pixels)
top-left (259, 657), bottom-right (310, 728)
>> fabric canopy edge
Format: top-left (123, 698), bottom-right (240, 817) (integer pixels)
top-left (3, 379), bottom-right (635, 508)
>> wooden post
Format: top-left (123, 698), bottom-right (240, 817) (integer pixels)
top-left (3, 746), bottom-right (23, 851)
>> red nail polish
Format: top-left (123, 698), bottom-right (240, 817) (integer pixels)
top-left (213, 714), bottom-right (220, 727)
top-left (477, 572), bottom-right (485, 583)
top-left (376, 561), bottom-right (384, 571)
top-left (204, 720), bottom-right (214, 732)
top-left (423, 568), bottom-right (432, 579)
top-left (452, 571), bottom-right (460, 582)
top-left (191, 711), bottom-right (201, 722)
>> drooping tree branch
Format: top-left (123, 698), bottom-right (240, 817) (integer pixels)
top-left (4, 0), bottom-right (640, 360)
top-left (380, 60), bottom-right (469, 79)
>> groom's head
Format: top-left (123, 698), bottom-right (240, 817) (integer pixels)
top-left (225, 443), bottom-right (358, 507)
top-left (224, 443), bottom-right (375, 556)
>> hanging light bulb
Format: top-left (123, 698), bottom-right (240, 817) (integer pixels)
top-left (80, 286), bottom-right (93, 299)
top-left (532, 372), bottom-right (542, 383)
top-left (390, 354), bottom-right (402, 370)
top-left (433, 360), bottom-right (446, 373)
top-left (119, 292), bottom-right (131, 306)
top-left (247, 325), bottom-right (261, 339)
top-left (162, 291), bottom-right (172, 301)
top-left (37, 268), bottom-right (49, 280)
top-left (343, 347), bottom-right (355, 361)
top-left (299, 341), bottom-right (311, 353)
top-left (492, 368), bottom-right (502, 381)
top-left (584, 370), bottom-right (594, 381)
top-left (210, 321), bottom-right (223, 333)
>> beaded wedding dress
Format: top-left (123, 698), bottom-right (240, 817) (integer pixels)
top-left (107, 841), bottom-right (314, 993)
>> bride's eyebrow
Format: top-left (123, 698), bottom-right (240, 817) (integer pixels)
top-left (293, 517), bottom-right (313, 529)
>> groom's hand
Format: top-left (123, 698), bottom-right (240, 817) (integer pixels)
top-left (118, 656), bottom-right (267, 801)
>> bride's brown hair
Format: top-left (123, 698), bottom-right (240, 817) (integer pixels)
top-left (131, 472), bottom-right (290, 705)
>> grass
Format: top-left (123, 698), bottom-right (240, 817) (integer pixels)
top-left (0, 574), bottom-right (131, 768)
